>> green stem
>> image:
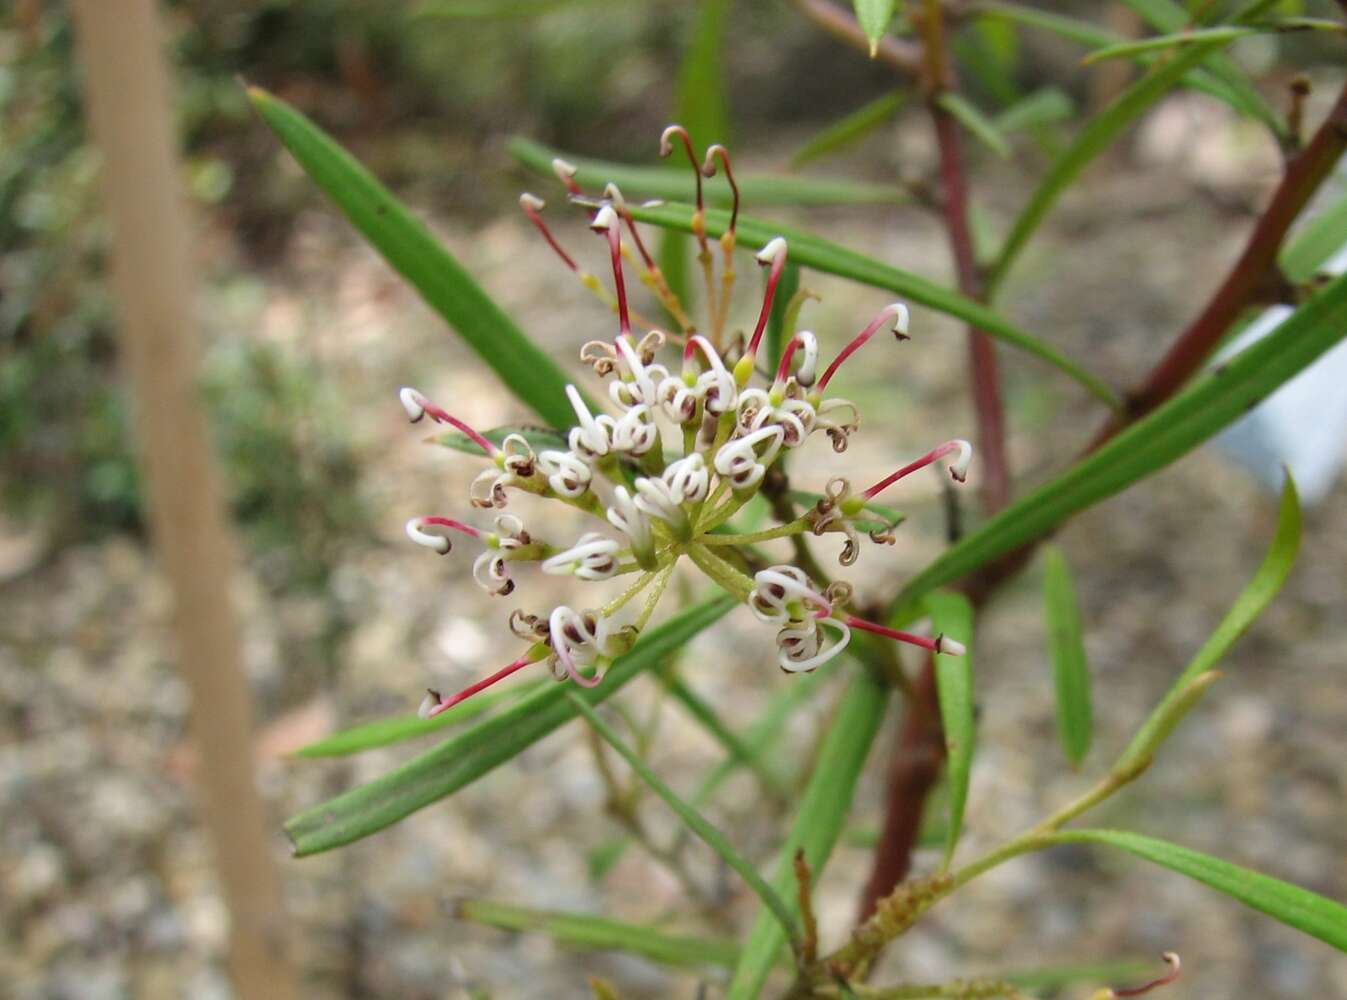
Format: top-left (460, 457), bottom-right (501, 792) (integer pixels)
top-left (686, 542), bottom-right (755, 600)
top-left (701, 518), bottom-right (810, 545)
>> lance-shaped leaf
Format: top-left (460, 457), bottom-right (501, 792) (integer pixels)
top-left (989, 40), bottom-right (1232, 296)
top-left (295, 678), bottom-right (549, 758)
top-left (1117, 474), bottom-right (1300, 771)
top-left (790, 90), bottom-right (907, 168)
top-left (938, 92), bottom-right (1012, 159)
top-left (1045, 829), bottom-right (1347, 952)
top-left (1085, 21), bottom-right (1343, 65)
top-left (727, 668), bottom-right (888, 999)
top-left (1281, 193), bottom-right (1347, 283)
top-left (1042, 544), bottom-right (1092, 767)
top-left (455, 898), bottom-right (742, 969)
top-left (285, 597), bottom-right (735, 855)
top-left (510, 138), bottom-right (910, 207)
top-left (853, 0), bottom-right (897, 56)
top-left (994, 87), bottom-right (1075, 135)
top-left (624, 201), bottom-right (1121, 408)
top-left (677, 0), bottom-right (731, 145)
top-left (926, 590), bottom-right (975, 869)
top-left (976, 2), bottom-right (1282, 132)
top-left (889, 274), bottom-right (1347, 620)
top-left (569, 693), bottom-right (800, 945)
top-left (248, 87), bottom-right (581, 431)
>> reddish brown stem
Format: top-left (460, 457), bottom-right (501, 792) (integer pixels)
top-left (857, 654), bottom-right (943, 921)
top-left (932, 103), bottom-right (1011, 513)
top-left (1097, 78), bottom-right (1347, 444)
top-left (794, 0), bottom-right (923, 78)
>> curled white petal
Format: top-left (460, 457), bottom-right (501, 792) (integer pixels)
top-left (611, 337), bottom-right (666, 409)
top-left (713, 425), bottom-right (784, 491)
top-left (565, 384), bottom-right (614, 459)
top-left (776, 617), bottom-right (851, 673)
top-left (657, 375), bottom-right (698, 424)
top-left (662, 452), bottom-right (709, 503)
top-left (686, 335), bottom-right (736, 414)
top-left (405, 517), bottom-right (452, 554)
top-left (470, 468), bottom-right (510, 509)
top-left (500, 433), bottom-right (536, 475)
top-left (538, 449), bottom-right (592, 498)
top-left (633, 475), bottom-right (683, 526)
top-left (542, 533), bottom-right (621, 581)
top-left (472, 551), bottom-right (514, 596)
top-left (789, 331), bottom-right (819, 386)
top-left (549, 605), bottom-right (610, 687)
top-left (609, 404), bottom-right (659, 457)
top-left (749, 565), bottom-right (830, 624)
top-left (493, 513), bottom-right (526, 548)
top-left (602, 182), bottom-right (626, 210)
top-left (606, 486), bottom-right (654, 555)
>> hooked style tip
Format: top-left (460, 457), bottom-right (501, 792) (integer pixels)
top-left (756, 236), bottom-right (787, 266)
top-left (399, 386), bottom-right (426, 423)
top-left (406, 518), bottom-right (452, 554)
top-left (658, 124), bottom-right (685, 158)
top-left (551, 158), bottom-right (577, 183)
top-left (884, 302), bottom-right (910, 338)
top-left (948, 439), bottom-right (973, 482)
top-left (418, 689), bottom-right (442, 720)
top-left (590, 204), bottom-right (619, 233)
top-left (602, 182), bottom-right (626, 209)
top-left (936, 634), bottom-right (966, 657)
top-left (519, 192), bottom-right (545, 212)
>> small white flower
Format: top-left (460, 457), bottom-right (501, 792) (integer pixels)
top-left (606, 486), bottom-right (655, 558)
top-left (542, 533), bottom-right (622, 581)
top-left (538, 449), bottom-right (593, 498)
top-left (498, 433), bottom-right (536, 477)
top-left (609, 404), bottom-right (659, 456)
top-left (714, 424), bottom-right (784, 491)
top-left (748, 565), bottom-right (832, 624)
top-left (814, 398), bottom-right (860, 453)
top-left (472, 551), bottom-right (514, 596)
top-left (549, 606), bottom-right (612, 687)
top-left (657, 374), bottom-right (699, 424)
top-left (470, 468), bottom-right (512, 509)
top-left (565, 384), bottom-right (616, 460)
top-left (610, 337), bottom-right (668, 410)
top-left (775, 616), bottom-right (851, 673)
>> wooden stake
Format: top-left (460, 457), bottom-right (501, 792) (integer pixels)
top-left (70, 3), bottom-right (299, 997)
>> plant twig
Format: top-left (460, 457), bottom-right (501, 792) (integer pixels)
top-left (795, 0), bottom-right (924, 78)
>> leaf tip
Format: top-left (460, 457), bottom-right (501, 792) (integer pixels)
top-left (868, 39), bottom-right (880, 58)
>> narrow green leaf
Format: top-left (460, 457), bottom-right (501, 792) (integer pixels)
top-left (676, 0), bottom-right (731, 145)
top-left (1116, 670), bottom-right (1221, 772)
top-left (989, 41), bottom-right (1231, 296)
top-left (1085, 26), bottom-right (1265, 64)
top-left (1042, 544), bottom-right (1093, 767)
top-left (727, 668), bottom-right (888, 999)
top-left (993, 87), bottom-right (1075, 135)
top-left (432, 425), bottom-right (567, 457)
top-left (623, 201), bottom-right (1121, 408)
top-left (790, 91), bottom-right (907, 169)
top-left (1118, 474), bottom-right (1300, 769)
top-left (1280, 193), bottom-right (1347, 283)
top-left (294, 678), bottom-right (549, 758)
top-left (925, 590), bottom-right (975, 869)
top-left (510, 138), bottom-right (910, 207)
top-left (1117, 0), bottom-right (1284, 133)
top-left (854, 0), bottom-right (897, 55)
top-left (568, 692), bottom-right (800, 946)
top-left (455, 898), bottom-right (741, 968)
top-left (976, 3), bottom-right (1283, 136)
top-left (937, 92), bottom-right (1012, 159)
top-left (248, 88), bottom-right (580, 431)
top-left (765, 262), bottom-right (801, 370)
top-left (284, 597), bottom-right (735, 856)
top-left (889, 274), bottom-right (1347, 620)
top-left (1047, 829), bottom-right (1347, 952)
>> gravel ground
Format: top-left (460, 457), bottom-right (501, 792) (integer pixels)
top-left (3, 98), bottom-right (1347, 999)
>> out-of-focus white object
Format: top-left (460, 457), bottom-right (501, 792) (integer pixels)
top-left (1212, 243), bottom-right (1347, 505)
